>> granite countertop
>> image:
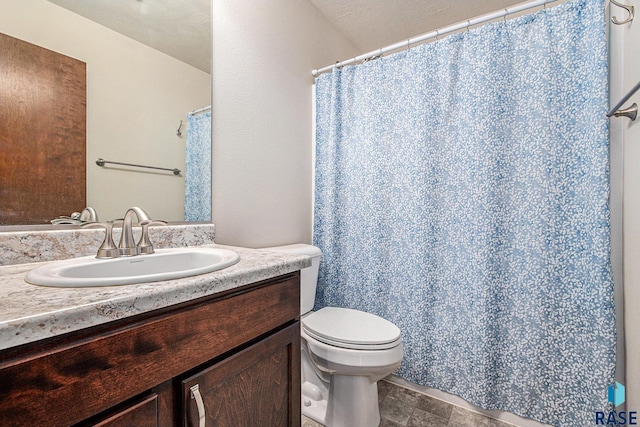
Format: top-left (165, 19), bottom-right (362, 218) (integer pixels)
top-left (0, 244), bottom-right (310, 351)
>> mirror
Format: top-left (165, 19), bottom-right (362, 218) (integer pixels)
top-left (0, 0), bottom-right (211, 226)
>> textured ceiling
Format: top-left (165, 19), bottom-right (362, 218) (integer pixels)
top-left (45, 0), bottom-right (532, 75)
top-left (47, 0), bottom-right (211, 73)
top-left (309, 0), bottom-right (530, 52)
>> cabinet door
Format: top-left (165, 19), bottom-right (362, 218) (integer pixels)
top-left (75, 394), bottom-right (158, 427)
top-left (182, 323), bottom-right (301, 427)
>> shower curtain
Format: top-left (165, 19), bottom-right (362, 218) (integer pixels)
top-left (313, 0), bottom-right (614, 425)
top-left (184, 110), bottom-right (211, 221)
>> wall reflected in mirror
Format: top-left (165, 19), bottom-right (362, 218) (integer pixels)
top-left (0, 0), bottom-right (211, 226)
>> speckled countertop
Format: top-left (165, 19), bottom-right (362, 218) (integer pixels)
top-left (0, 245), bottom-right (310, 351)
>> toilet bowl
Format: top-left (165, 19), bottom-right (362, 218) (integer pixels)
top-left (263, 244), bottom-right (403, 427)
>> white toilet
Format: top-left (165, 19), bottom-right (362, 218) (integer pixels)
top-left (264, 244), bottom-right (403, 427)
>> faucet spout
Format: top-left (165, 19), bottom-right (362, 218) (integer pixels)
top-left (80, 207), bottom-right (98, 222)
top-left (118, 207), bottom-right (152, 256)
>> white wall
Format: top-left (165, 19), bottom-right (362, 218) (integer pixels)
top-left (617, 13), bottom-right (640, 408)
top-left (0, 0), bottom-right (211, 222)
top-left (211, 0), bottom-right (358, 247)
top-left (211, 2), bottom-right (639, 410)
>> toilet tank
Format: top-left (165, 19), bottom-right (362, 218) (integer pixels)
top-left (262, 244), bottom-right (322, 315)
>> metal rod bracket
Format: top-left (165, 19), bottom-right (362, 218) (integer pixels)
top-left (612, 103), bottom-right (638, 121)
top-left (608, 80), bottom-right (640, 118)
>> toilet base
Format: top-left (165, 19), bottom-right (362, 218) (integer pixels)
top-left (302, 375), bottom-right (381, 427)
top-left (302, 380), bottom-right (327, 425)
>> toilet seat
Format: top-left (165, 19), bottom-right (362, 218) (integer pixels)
top-left (302, 307), bottom-right (401, 350)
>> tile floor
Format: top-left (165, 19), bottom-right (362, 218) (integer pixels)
top-left (302, 379), bottom-right (517, 427)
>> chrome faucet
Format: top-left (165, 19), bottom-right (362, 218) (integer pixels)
top-left (118, 207), bottom-right (153, 256)
top-left (79, 207), bottom-right (98, 222)
top-left (84, 207), bottom-right (167, 259)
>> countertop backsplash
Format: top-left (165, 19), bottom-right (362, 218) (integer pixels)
top-left (0, 223), bottom-right (215, 266)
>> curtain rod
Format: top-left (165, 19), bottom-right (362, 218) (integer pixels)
top-left (189, 105), bottom-right (211, 115)
top-left (608, 80), bottom-right (640, 117)
top-left (312, 0), bottom-right (559, 77)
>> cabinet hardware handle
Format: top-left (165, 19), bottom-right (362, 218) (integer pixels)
top-left (190, 384), bottom-right (206, 427)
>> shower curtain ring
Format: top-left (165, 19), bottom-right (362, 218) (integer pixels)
top-left (466, 20), bottom-right (471, 32)
top-left (435, 29), bottom-right (440, 41)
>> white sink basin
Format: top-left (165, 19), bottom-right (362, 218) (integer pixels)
top-left (25, 247), bottom-right (240, 287)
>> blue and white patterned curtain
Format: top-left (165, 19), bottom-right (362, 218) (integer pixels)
top-left (313, 0), bottom-right (614, 425)
top-left (184, 110), bottom-right (211, 221)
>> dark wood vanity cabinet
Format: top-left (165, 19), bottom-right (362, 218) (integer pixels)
top-left (85, 393), bottom-right (160, 427)
top-left (182, 324), bottom-right (300, 427)
top-left (0, 273), bottom-right (301, 427)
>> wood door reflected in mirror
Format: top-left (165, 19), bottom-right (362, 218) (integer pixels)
top-left (0, 33), bottom-right (86, 225)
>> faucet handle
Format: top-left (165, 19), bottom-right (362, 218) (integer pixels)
top-left (81, 222), bottom-right (119, 259)
top-left (137, 220), bottom-right (168, 255)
